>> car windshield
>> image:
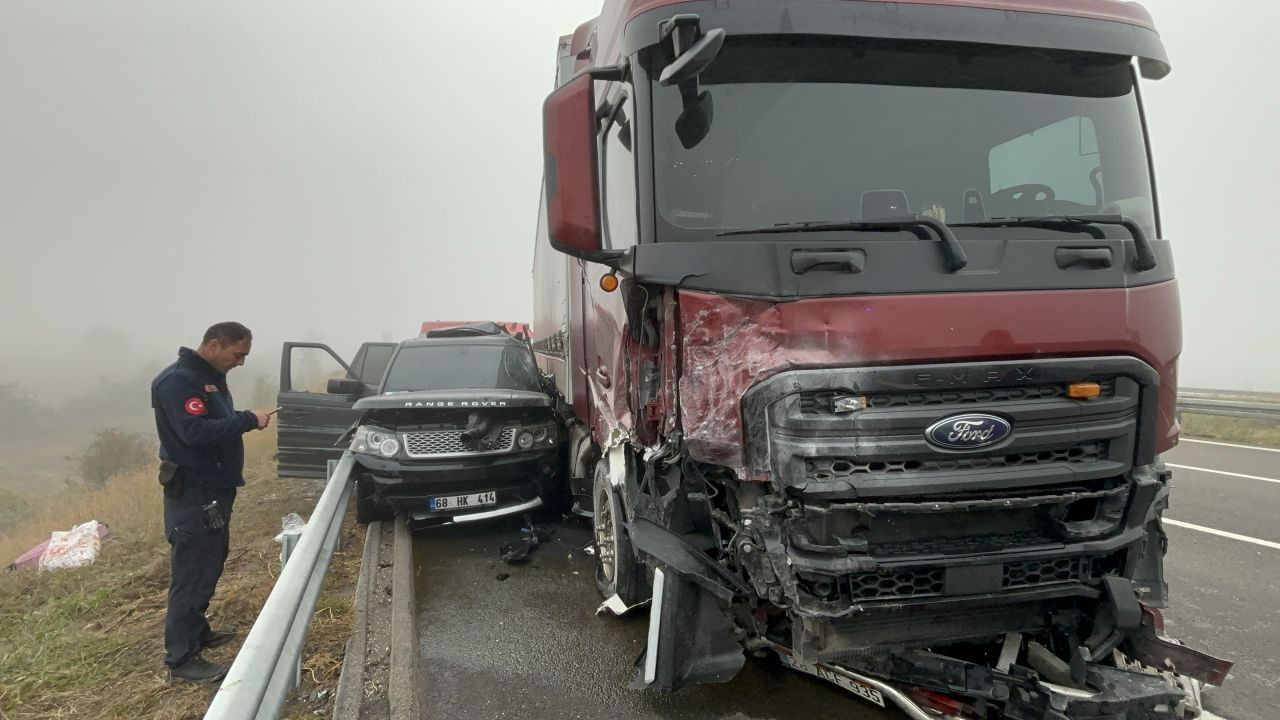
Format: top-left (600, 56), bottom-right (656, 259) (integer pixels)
top-left (381, 343), bottom-right (541, 393)
top-left (650, 36), bottom-right (1156, 240)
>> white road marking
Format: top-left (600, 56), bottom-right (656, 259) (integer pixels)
top-left (1200, 711), bottom-right (1231, 720)
top-left (1181, 437), bottom-right (1280, 454)
top-left (1165, 519), bottom-right (1280, 551)
top-left (1167, 464), bottom-right (1280, 486)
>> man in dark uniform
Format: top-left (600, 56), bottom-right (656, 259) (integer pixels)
top-left (152, 321), bottom-right (270, 683)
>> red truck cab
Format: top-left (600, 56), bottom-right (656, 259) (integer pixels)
top-left (532, 2), bottom-right (1230, 717)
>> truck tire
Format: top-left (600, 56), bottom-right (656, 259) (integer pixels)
top-left (593, 458), bottom-right (644, 605)
top-left (354, 476), bottom-right (387, 524)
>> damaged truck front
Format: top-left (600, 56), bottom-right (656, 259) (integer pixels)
top-left (531, 1), bottom-right (1232, 717)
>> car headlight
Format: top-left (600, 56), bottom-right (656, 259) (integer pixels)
top-left (351, 425), bottom-right (400, 458)
top-left (513, 421), bottom-right (558, 451)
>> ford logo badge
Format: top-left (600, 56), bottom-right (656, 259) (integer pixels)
top-left (925, 413), bottom-right (1012, 450)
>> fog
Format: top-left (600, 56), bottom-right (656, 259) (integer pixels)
top-left (1, 0), bottom-right (1276, 405)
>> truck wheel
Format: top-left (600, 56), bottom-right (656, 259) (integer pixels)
top-left (593, 458), bottom-right (643, 605)
top-left (354, 477), bottom-right (385, 524)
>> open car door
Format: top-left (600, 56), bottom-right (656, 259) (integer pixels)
top-left (276, 341), bottom-right (397, 478)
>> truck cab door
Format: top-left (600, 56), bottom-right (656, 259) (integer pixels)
top-left (276, 341), bottom-right (390, 478)
top-left (582, 87), bottom-right (638, 437)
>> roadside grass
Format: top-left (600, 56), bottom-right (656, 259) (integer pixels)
top-left (1181, 413), bottom-right (1280, 449)
top-left (0, 431), bottom-right (364, 720)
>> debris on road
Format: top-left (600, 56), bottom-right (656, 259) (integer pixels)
top-left (273, 512), bottom-right (306, 542)
top-left (6, 520), bottom-right (113, 572)
top-left (499, 516), bottom-right (549, 564)
top-left (596, 593), bottom-right (650, 617)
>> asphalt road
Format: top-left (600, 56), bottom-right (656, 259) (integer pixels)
top-left (409, 438), bottom-right (1278, 720)
top-left (411, 517), bottom-right (898, 720)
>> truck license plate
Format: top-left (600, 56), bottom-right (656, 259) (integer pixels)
top-left (780, 655), bottom-right (886, 708)
top-left (429, 491), bottom-right (497, 511)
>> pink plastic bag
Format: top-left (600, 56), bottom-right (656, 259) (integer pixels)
top-left (6, 522), bottom-right (112, 572)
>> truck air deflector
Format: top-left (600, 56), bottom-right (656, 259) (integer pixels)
top-left (623, 1), bottom-right (1170, 78)
top-left (627, 235), bottom-right (1174, 300)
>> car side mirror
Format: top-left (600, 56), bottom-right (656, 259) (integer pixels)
top-left (327, 377), bottom-right (365, 397)
top-left (543, 67), bottom-right (627, 267)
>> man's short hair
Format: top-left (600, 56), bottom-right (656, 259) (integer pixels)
top-left (202, 321), bottom-right (253, 346)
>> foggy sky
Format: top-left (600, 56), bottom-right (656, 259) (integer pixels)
top-left (1, 0), bottom-right (1276, 401)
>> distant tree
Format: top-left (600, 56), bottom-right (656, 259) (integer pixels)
top-left (0, 487), bottom-right (33, 534)
top-left (0, 383), bottom-right (58, 441)
top-left (70, 429), bottom-right (153, 489)
top-left (58, 370), bottom-right (157, 436)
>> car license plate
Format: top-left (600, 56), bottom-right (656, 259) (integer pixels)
top-left (429, 491), bottom-right (497, 511)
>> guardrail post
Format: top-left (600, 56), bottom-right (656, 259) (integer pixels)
top-left (204, 452), bottom-right (354, 720)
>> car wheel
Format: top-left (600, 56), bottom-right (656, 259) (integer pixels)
top-left (592, 457), bottom-right (643, 605)
top-left (354, 477), bottom-right (386, 524)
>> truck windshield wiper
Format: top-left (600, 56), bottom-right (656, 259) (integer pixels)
top-left (951, 214), bottom-right (1157, 271)
top-left (717, 214), bottom-right (968, 272)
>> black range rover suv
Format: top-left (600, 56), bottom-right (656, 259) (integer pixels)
top-left (275, 323), bottom-right (566, 525)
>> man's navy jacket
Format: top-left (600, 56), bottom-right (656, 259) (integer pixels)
top-left (151, 347), bottom-right (258, 489)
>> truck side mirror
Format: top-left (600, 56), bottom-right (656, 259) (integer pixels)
top-left (327, 377), bottom-right (365, 397)
top-left (543, 69), bottom-right (626, 265)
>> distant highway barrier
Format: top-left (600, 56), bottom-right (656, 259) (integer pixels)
top-left (1178, 389), bottom-right (1280, 423)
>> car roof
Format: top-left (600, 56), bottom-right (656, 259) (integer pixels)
top-left (397, 334), bottom-right (525, 349)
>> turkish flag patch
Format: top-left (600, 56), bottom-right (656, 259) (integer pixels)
top-left (184, 397), bottom-right (207, 416)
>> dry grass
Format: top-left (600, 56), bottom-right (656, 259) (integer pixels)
top-left (1181, 413), bottom-right (1280, 449)
top-left (0, 431), bottom-right (365, 720)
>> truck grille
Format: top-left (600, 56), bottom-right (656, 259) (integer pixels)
top-left (1003, 557), bottom-right (1091, 589)
top-left (402, 428), bottom-right (516, 458)
top-left (800, 379), bottom-right (1116, 414)
top-left (841, 556), bottom-right (1103, 602)
top-left (806, 441), bottom-right (1108, 480)
top-left (742, 358), bottom-right (1153, 609)
top-left (849, 568), bottom-right (944, 600)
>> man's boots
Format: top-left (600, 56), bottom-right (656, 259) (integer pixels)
top-left (169, 653), bottom-right (229, 684)
top-left (201, 627), bottom-right (238, 649)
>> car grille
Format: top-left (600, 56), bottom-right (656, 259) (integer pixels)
top-left (402, 428), bottom-right (516, 458)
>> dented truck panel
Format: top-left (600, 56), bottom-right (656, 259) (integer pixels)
top-left (678, 282), bottom-right (1182, 475)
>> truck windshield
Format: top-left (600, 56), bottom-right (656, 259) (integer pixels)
top-left (382, 343), bottom-right (541, 393)
top-left (650, 36), bottom-right (1156, 241)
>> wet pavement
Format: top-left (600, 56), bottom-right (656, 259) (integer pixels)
top-left (1159, 440), bottom-right (1280, 720)
top-left (412, 513), bottom-right (900, 720)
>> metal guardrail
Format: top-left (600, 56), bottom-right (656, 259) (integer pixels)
top-left (1177, 391), bottom-right (1280, 422)
top-left (204, 451), bottom-right (354, 720)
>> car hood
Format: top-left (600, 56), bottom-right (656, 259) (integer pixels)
top-left (354, 389), bottom-right (551, 411)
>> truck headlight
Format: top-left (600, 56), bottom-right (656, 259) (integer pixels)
top-left (351, 425), bottom-right (400, 458)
